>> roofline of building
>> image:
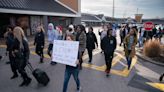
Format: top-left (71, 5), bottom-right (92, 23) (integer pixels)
top-left (81, 20), bottom-right (102, 22)
top-left (55, 0), bottom-right (78, 14)
top-left (0, 8), bottom-right (81, 17)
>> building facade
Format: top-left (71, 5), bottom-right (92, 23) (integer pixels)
top-left (0, 0), bottom-right (81, 37)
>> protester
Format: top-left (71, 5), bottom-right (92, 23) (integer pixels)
top-left (63, 34), bottom-right (81, 92)
top-left (12, 26), bottom-right (31, 86)
top-left (4, 26), bottom-right (19, 79)
top-left (76, 25), bottom-right (86, 70)
top-left (99, 25), bottom-right (108, 53)
top-left (47, 23), bottom-right (62, 65)
top-left (34, 26), bottom-right (45, 63)
top-left (4, 26), bottom-right (14, 64)
top-left (86, 26), bottom-right (98, 63)
top-left (124, 28), bottom-right (137, 70)
top-left (102, 29), bottom-right (117, 77)
top-left (138, 27), bottom-right (145, 47)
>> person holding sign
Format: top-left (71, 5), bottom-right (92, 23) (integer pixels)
top-left (63, 34), bottom-right (81, 92)
top-left (102, 29), bottom-right (117, 77)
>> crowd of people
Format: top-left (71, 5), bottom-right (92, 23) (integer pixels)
top-left (0, 22), bottom-right (163, 92)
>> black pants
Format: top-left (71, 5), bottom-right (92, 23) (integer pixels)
top-left (87, 49), bottom-right (93, 62)
top-left (120, 36), bottom-right (124, 45)
top-left (79, 51), bottom-right (84, 69)
top-left (9, 51), bottom-right (18, 75)
top-left (104, 52), bottom-right (114, 72)
top-left (126, 50), bottom-right (132, 69)
top-left (35, 44), bottom-right (44, 58)
top-left (15, 53), bottom-right (30, 82)
top-left (47, 44), bottom-right (53, 57)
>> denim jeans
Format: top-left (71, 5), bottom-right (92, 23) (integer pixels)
top-left (63, 66), bottom-right (80, 92)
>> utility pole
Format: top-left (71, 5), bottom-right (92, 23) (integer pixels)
top-left (112, 0), bottom-right (115, 23)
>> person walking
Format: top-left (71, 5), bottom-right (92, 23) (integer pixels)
top-left (102, 29), bottom-right (117, 77)
top-left (12, 26), bottom-right (31, 87)
top-left (63, 34), bottom-right (81, 92)
top-left (99, 25), bottom-right (108, 53)
top-left (86, 26), bottom-right (98, 63)
top-left (119, 26), bottom-right (124, 46)
top-left (34, 26), bottom-right (45, 63)
top-left (124, 27), bottom-right (137, 70)
top-left (75, 25), bottom-right (86, 70)
top-left (4, 26), bottom-right (18, 79)
top-left (47, 23), bottom-right (62, 65)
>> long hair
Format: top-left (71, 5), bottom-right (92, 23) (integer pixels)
top-left (13, 26), bottom-right (26, 49)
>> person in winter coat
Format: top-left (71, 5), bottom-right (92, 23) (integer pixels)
top-left (4, 26), bottom-right (18, 79)
top-left (99, 25), bottom-right (108, 53)
top-left (102, 29), bottom-right (117, 77)
top-left (124, 27), bottom-right (137, 70)
top-left (63, 34), bottom-right (81, 92)
top-left (76, 25), bottom-right (86, 70)
top-left (47, 23), bottom-right (62, 65)
top-left (12, 26), bottom-right (31, 87)
top-left (34, 26), bottom-right (45, 63)
top-left (86, 26), bottom-right (98, 63)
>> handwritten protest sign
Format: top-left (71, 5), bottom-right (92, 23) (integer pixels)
top-left (52, 40), bottom-right (79, 67)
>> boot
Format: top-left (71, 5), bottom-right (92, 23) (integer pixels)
top-left (19, 80), bottom-right (26, 87)
top-left (10, 74), bottom-right (18, 79)
top-left (25, 78), bottom-right (32, 86)
top-left (40, 57), bottom-right (43, 63)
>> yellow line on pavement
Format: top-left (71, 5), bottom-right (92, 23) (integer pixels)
top-left (146, 82), bottom-right (164, 91)
top-left (100, 55), bottom-right (122, 69)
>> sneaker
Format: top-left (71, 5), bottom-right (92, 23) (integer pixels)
top-left (77, 87), bottom-right (82, 92)
top-left (40, 57), bottom-right (44, 63)
top-left (50, 61), bottom-right (57, 65)
top-left (19, 81), bottom-right (26, 87)
top-left (10, 74), bottom-right (18, 79)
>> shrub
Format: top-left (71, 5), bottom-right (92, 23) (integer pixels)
top-left (143, 39), bottom-right (162, 57)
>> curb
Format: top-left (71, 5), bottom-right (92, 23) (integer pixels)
top-left (136, 52), bottom-right (164, 66)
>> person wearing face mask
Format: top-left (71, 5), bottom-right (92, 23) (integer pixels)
top-left (47, 23), bottom-right (61, 65)
top-left (86, 26), bottom-right (98, 63)
top-left (102, 29), bottom-right (117, 77)
top-left (34, 26), bottom-right (45, 63)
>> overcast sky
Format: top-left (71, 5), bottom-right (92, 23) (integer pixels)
top-left (81, 0), bottom-right (164, 19)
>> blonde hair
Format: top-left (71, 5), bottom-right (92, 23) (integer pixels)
top-left (37, 26), bottom-right (45, 33)
top-left (13, 26), bottom-right (26, 49)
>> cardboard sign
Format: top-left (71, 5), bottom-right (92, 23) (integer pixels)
top-left (52, 40), bottom-right (79, 67)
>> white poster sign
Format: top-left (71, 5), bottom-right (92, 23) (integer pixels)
top-left (52, 40), bottom-right (79, 67)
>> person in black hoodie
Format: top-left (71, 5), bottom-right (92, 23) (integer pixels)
top-left (4, 26), bottom-right (19, 79)
top-left (34, 26), bottom-right (45, 63)
top-left (102, 29), bottom-right (117, 77)
top-left (86, 27), bottom-right (98, 63)
top-left (12, 26), bottom-right (31, 87)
